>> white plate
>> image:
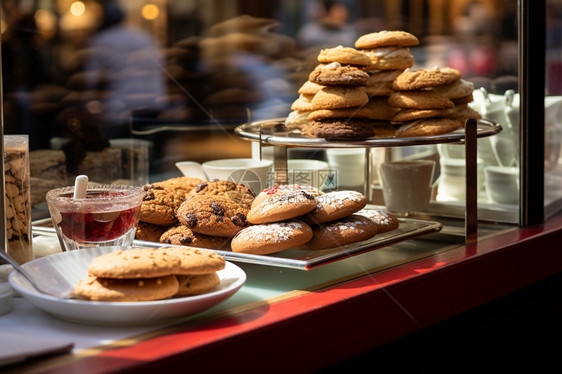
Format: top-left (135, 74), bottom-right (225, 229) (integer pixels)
top-left (9, 246), bottom-right (246, 326)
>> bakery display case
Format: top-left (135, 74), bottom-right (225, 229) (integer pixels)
top-left (0, 0), bottom-right (559, 260)
top-left (0, 0), bottom-right (558, 251)
top-left (1, 0), bottom-right (562, 371)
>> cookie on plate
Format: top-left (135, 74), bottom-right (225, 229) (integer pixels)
top-left (392, 67), bottom-right (461, 91)
top-left (355, 208), bottom-right (399, 233)
top-left (75, 274), bottom-right (180, 302)
top-left (390, 108), bottom-right (452, 123)
top-left (303, 190), bottom-right (367, 224)
top-left (395, 118), bottom-right (463, 138)
top-left (371, 122), bottom-right (398, 138)
top-left (355, 30), bottom-right (420, 49)
top-left (362, 47), bottom-right (415, 71)
top-left (290, 94), bottom-right (315, 112)
top-left (363, 70), bottom-right (402, 97)
top-left (252, 184), bottom-right (323, 209)
top-left (177, 194), bottom-right (250, 237)
top-left (309, 63), bottom-right (370, 87)
top-left (157, 246), bottom-right (225, 274)
top-left (298, 80), bottom-right (325, 95)
top-left (364, 96), bottom-right (400, 120)
top-left (140, 176), bottom-right (203, 226)
top-left (432, 79), bottom-right (474, 99)
top-left (311, 86), bottom-right (369, 110)
top-left (88, 248), bottom-right (181, 279)
top-left (193, 179), bottom-right (256, 208)
top-left (304, 118), bottom-right (374, 140)
top-left (247, 190), bottom-right (317, 224)
top-left (160, 224), bottom-right (232, 250)
top-left (388, 90), bottom-right (454, 109)
top-left (175, 273), bottom-right (220, 296)
top-left (306, 107), bottom-right (374, 122)
top-left (317, 46), bottom-right (371, 66)
top-left (135, 221), bottom-right (169, 242)
top-left (447, 105), bottom-right (482, 124)
top-left (304, 214), bottom-right (378, 250)
top-left (231, 220), bottom-right (313, 255)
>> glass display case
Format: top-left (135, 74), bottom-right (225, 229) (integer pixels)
top-left (1, 0), bottom-right (560, 245)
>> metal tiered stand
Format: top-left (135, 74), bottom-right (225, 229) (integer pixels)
top-left (234, 118), bottom-right (502, 244)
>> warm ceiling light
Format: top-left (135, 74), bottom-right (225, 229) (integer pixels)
top-left (141, 4), bottom-right (159, 20)
top-left (70, 1), bottom-right (85, 16)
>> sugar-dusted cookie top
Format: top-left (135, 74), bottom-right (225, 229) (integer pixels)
top-left (303, 190), bottom-right (367, 224)
top-left (247, 190), bottom-right (317, 224)
top-left (355, 208), bottom-right (399, 233)
top-left (305, 214), bottom-right (378, 250)
top-left (231, 220), bottom-right (313, 255)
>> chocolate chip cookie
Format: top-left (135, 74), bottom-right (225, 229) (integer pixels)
top-left (177, 194), bottom-right (250, 237)
top-left (140, 176), bottom-right (203, 226)
top-left (193, 179), bottom-right (255, 207)
top-left (160, 224), bottom-right (232, 250)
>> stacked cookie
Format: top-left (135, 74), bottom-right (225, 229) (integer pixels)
top-left (136, 177), bottom-right (232, 251)
top-left (354, 30), bottom-right (419, 137)
top-left (139, 176), bottom-right (203, 227)
top-left (74, 247), bottom-right (225, 301)
top-left (288, 46), bottom-right (374, 140)
top-left (390, 67), bottom-right (482, 137)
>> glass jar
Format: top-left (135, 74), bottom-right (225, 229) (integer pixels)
top-left (4, 135), bottom-right (33, 264)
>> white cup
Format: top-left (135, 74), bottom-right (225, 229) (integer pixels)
top-left (485, 166), bottom-right (519, 205)
top-left (437, 157), bottom-right (484, 201)
top-left (176, 158), bottom-right (273, 194)
top-left (286, 159), bottom-right (335, 191)
top-left (379, 160), bottom-right (435, 215)
top-left (326, 148), bottom-right (365, 188)
top-left (437, 143), bottom-right (465, 159)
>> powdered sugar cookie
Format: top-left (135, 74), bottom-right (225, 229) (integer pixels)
top-left (305, 214), bottom-right (378, 250)
top-left (251, 184), bottom-right (323, 209)
top-left (247, 190), bottom-right (317, 224)
top-left (355, 208), bottom-right (399, 233)
top-left (231, 220), bottom-right (313, 255)
top-left (303, 190), bottom-right (367, 224)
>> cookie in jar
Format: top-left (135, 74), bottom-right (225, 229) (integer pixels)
top-left (4, 135), bottom-right (32, 264)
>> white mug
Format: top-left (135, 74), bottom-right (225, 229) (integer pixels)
top-left (436, 157), bottom-right (484, 201)
top-left (286, 159), bottom-right (334, 191)
top-left (380, 160), bottom-right (435, 215)
top-left (326, 148), bottom-right (365, 188)
top-left (176, 158), bottom-right (273, 194)
top-left (485, 166), bottom-right (519, 205)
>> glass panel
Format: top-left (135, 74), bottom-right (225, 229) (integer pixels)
top-left (545, 0), bottom-right (562, 219)
top-left (0, 0), bottom-right (522, 224)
